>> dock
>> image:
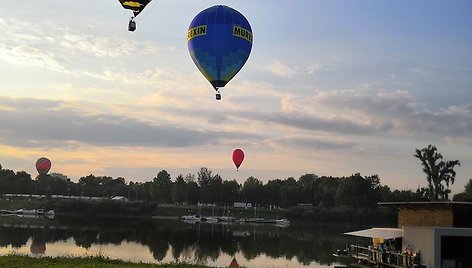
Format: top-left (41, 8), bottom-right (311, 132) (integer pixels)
top-left (348, 245), bottom-right (419, 268)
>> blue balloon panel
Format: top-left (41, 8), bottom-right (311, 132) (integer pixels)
top-left (187, 5), bottom-right (253, 90)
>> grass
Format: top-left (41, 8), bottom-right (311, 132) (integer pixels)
top-left (0, 255), bottom-right (226, 268)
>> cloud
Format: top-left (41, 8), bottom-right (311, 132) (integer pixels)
top-left (306, 63), bottom-right (321, 74)
top-left (408, 67), bottom-right (431, 77)
top-left (227, 88), bottom-right (472, 141)
top-left (268, 135), bottom-right (356, 151)
top-left (263, 60), bottom-right (323, 78)
top-left (0, 97), bottom-right (255, 149)
top-left (0, 43), bottom-right (65, 71)
top-left (264, 60), bottom-right (296, 78)
top-left (0, 18), bottom-right (166, 75)
top-left (2, 80), bottom-right (470, 155)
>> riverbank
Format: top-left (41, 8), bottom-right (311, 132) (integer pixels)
top-left (0, 255), bottom-right (226, 268)
top-left (0, 198), bottom-right (396, 225)
top-left (0, 198), bottom-right (289, 220)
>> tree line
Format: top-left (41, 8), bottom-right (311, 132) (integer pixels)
top-left (1, 145), bottom-right (469, 208)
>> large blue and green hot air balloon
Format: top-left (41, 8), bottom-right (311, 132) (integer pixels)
top-left (187, 5), bottom-right (253, 100)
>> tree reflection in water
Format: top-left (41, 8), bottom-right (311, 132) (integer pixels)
top-left (0, 215), bottom-right (363, 267)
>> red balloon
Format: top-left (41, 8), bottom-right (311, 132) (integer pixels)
top-left (36, 157), bottom-right (51, 175)
top-left (232, 149), bottom-right (244, 170)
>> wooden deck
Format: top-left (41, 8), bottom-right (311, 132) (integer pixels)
top-left (348, 245), bottom-right (419, 268)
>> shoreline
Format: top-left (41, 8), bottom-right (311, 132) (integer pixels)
top-left (0, 255), bottom-right (226, 268)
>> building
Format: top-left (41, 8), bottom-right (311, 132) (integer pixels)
top-left (49, 173), bottom-right (69, 180)
top-left (343, 201), bottom-right (472, 268)
top-left (380, 201), bottom-right (472, 268)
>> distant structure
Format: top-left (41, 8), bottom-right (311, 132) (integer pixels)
top-left (49, 173), bottom-right (69, 180)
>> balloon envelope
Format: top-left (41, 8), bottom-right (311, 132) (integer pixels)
top-left (232, 149), bottom-right (245, 170)
top-left (118, 0), bottom-right (151, 16)
top-left (36, 157), bottom-right (51, 175)
top-left (187, 5), bottom-right (253, 91)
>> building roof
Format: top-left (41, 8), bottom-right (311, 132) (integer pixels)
top-left (378, 201), bottom-right (472, 206)
top-left (344, 228), bottom-right (403, 240)
top-left (378, 201), bottom-right (472, 211)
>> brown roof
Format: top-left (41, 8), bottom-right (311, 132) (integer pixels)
top-left (378, 201), bottom-right (472, 206)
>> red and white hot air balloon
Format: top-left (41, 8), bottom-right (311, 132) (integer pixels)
top-left (36, 157), bottom-right (51, 175)
top-left (232, 149), bottom-right (244, 171)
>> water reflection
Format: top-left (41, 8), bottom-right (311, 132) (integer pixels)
top-left (30, 239), bottom-right (46, 255)
top-left (0, 215), bottom-right (365, 268)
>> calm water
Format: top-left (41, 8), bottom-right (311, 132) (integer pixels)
top-left (0, 215), bottom-right (368, 268)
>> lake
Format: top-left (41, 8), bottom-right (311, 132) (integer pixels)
top-left (0, 214), bottom-right (370, 267)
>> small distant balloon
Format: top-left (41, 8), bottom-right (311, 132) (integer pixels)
top-left (232, 149), bottom-right (245, 171)
top-left (36, 157), bottom-right (51, 175)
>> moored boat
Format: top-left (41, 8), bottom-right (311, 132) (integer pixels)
top-left (181, 214), bottom-right (203, 221)
top-left (275, 218), bottom-right (290, 226)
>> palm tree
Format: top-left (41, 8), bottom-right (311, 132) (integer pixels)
top-left (414, 145), bottom-right (460, 200)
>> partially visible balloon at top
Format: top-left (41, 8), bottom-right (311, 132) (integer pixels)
top-left (118, 0), bottom-right (152, 17)
top-left (187, 5), bottom-right (253, 100)
top-left (117, 0), bottom-right (154, 31)
top-left (36, 157), bottom-right (51, 175)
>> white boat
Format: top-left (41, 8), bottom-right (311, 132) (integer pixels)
top-left (181, 214), bottom-right (203, 221)
top-left (15, 209), bottom-right (40, 215)
top-left (244, 217), bottom-right (266, 223)
top-left (45, 210), bottom-right (55, 218)
top-left (13, 209), bottom-right (55, 218)
top-left (0, 209), bottom-right (16, 214)
top-left (217, 216), bottom-right (236, 223)
top-left (205, 216), bottom-right (219, 223)
top-left (275, 218), bottom-right (290, 226)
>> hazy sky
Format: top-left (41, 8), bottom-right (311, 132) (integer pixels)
top-left (0, 1), bottom-right (471, 193)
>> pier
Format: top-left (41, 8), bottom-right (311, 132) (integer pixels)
top-left (348, 245), bottom-right (419, 268)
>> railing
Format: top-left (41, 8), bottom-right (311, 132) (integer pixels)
top-left (349, 245), bottom-right (417, 268)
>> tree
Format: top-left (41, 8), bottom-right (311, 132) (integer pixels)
top-left (197, 167), bottom-right (213, 203)
top-left (280, 177), bottom-right (299, 208)
top-left (414, 145), bottom-right (461, 200)
top-left (263, 179), bottom-right (283, 207)
top-left (208, 174), bottom-right (223, 203)
top-left (172, 174), bottom-right (186, 204)
top-left (466, 178), bottom-right (472, 195)
top-left (150, 170), bottom-right (173, 204)
top-left (335, 173), bottom-right (379, 208)
top-left (79, 174), bottom-right (100, 197)
top-left (221, 180), bottom-right (241, 204)
top-left (297, 174), bottom-right (318, 205)
top-left (453, 178), bottom-right (472, 201)
top-left (183, 173), bottom-right (200, 204)
top-left (241, 176), bottom-right (263, 205)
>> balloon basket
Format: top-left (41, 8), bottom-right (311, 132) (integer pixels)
top-left (216, 93), bottom-right (221, 100)
top-left (128, 17), bottom-right (136, 32)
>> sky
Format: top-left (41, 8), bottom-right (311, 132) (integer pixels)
top-left (0, 0), bottom-right (471, 194)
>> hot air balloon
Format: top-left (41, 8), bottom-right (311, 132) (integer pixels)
top-left (36, 157), bottom-right (51, 175)
top-left (232, 149), bottom-right (245, 171)
top-left (187, 5), bottom-right (253, 100)
top-left (118, 0), bottom-right (153, 31)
